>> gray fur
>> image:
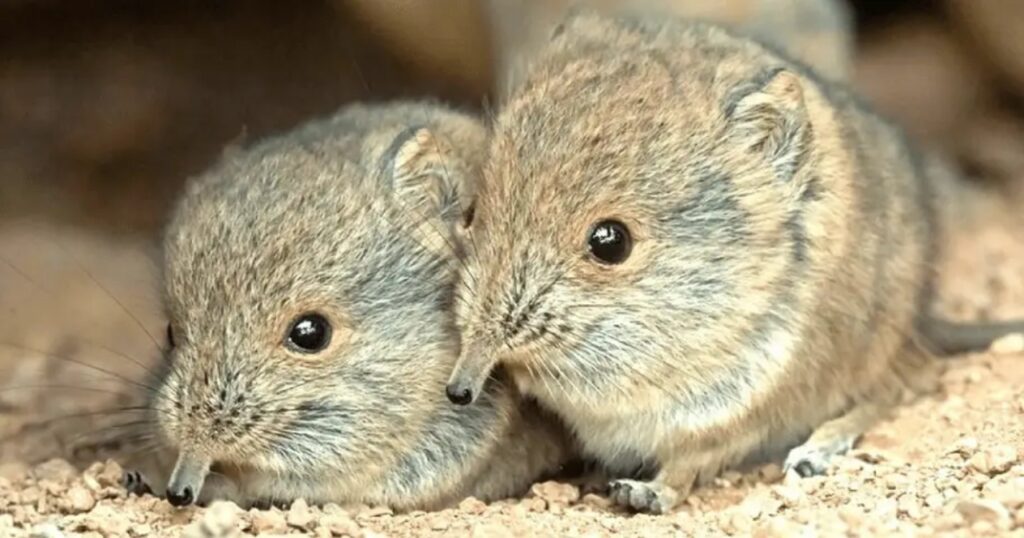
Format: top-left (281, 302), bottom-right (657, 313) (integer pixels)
top-left (139, 101), bottom-right (571, 511)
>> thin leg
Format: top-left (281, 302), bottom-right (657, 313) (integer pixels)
top-left (607, 457), bottom-right (697, 514)
top-left (783, 400), bottom-right (888, 477)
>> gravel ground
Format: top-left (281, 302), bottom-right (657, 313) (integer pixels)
top-left (1, 180), bottom-right (1023, 537)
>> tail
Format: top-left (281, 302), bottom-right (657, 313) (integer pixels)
top-left (917, 315), bottom-right (1024, 356)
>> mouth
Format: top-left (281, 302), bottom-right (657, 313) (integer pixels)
top-left (445, 346), bottom-right (500, 406)
top-left (165, 450), bottom-right (212, 507)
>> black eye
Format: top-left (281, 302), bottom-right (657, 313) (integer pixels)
top-left (286, 313), bottom-right (332, 353)
top-left (587, 220), bottom-right (632, 264)
top-left (166, 324), bottom-right (175, 349)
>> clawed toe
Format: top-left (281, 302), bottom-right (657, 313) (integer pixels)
top-left (607, 479), bottom-right (668, 514)
top-left (783, 436), bottom-right (854, 478)
top-left (122, 469), bottom-right (153, 496)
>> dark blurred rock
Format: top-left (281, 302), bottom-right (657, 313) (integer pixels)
top-left (959, 110), bottom-right (1024, 183)
top-left (0, 0), bottom-right (478, 238)
top-left (853, 18), bottom-right (992, 154)
top-left (337, 0), bottom-right (495, 99)
top-left (948, 0), bottom-right (1024, 100)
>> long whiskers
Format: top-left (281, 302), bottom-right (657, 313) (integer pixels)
top-left (48, 238), bottom-right (165, 354)
top-left (0, 343), bottom-right (163, 396)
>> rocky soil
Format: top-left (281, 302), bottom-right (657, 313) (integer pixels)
top-left (0, 178), bottom-right (1022, 537)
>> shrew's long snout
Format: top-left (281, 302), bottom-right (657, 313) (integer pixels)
top-left (445, 346), bottom-right (500, 406)
top-left (165, 450), bottom-right (212, 507)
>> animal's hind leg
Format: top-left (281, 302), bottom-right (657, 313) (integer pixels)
top-left (783, 399), bottom-right (890, 477)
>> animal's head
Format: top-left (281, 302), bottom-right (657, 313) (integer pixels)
top-left (152, 103), bottom-right (481, 506)
top-left (446, 14), bottom-right (824, 415)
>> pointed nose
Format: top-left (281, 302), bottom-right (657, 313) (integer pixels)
top-left (445, 343), bottom-right (501, 407)
top-left (165, 450), bottom-right (211, 508)
top-left (445, 382), bottom-right (474, 405)
top-left (165, 485), bottom-right (195, 507)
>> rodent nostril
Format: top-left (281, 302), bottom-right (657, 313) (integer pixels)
top-left (446, 384), bottom-right (473, 406)
top-left (165, 486), bottom-right (194, 507)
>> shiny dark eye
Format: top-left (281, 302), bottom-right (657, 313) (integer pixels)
top-left (587, 220), bottom-right (632, 264)
top-left (286, 313), bottom-right (332, 353)
top-left (166, 324), bottom-right (175, 349)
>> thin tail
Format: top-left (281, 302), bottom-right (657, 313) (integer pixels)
top-left (917, 315), bottom-right (1024, 356)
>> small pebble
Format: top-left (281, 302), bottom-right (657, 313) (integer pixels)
top-left (723, 512), bottom-right (754, 534)
top-left (970, 520), bottom-right (995, 534)
top-left (32, 460), bottom-right (77, 483)
top-left (458, 497), bottom-right (487, 515)
top-left (201, 500), bottom-right (242, 536)
top-left (20, 486), bottom-right (41, 504)
top-left (758, 464), bottom-right (784, 483)
top-left (969, 447), bottom-right (1017, 476)
top-left (924, 492), bottom-right (946, 509)
top-left (0, 462), bottom-right (30, 482)
top-left (249, 509), bottom-right (287, 534)
top-left (94, 461), bottom-right (125, 489)
top-left (29, 523), bottom-right (65, 538)
top-left (81, 473), bottom-right (101, 493)
top-left (872, 498), bottom-right (898, 520)
top-left (989, 332), bottom-right (1024, 354)
top-left (951, 436), bottom-right (980, 457)
top-left (752, 516), bottom-right (803, 538)
top-left (984, 477), bottom-right (1024, 509)
top-left (897, 493), bottom-right (922, 519)
top-left (427, 515), bottom-right (450, 531)
top-left (287, 498), bottom-right (314, 529)
top-left (530, 481), bottom-right (580, 504)
top-left (321, 513), bottom-right (361, 537)
top-left (837, 505), bottom-right (864, 527)
top-left (64, 486), bottom-right (96, 514)
top-left (720, 470), bottom-right (744, 486)
top-left (884, 473), bottom-right (910, 490)
top-left (581, 493), bottom-right (612, 509)
top-left (771, 485), bottom-right (802, 507)
top-left (523, 496), bottom-right (547, 512)
top-left (322, 503), bottom-right (346, 515)
top-left (956, 499), bottom-right (1011, 525)
top-left (470, 523), bottom-right (515, 538)
top-left (737, 492), bottom-right (771, 520)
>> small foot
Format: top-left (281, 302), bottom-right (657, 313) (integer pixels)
top-left (783, 437), bottom-right (853, 477)
top-left (783, 400), bottom-right (888, 477)
top-left (607, 478), bottom-right (677, 514)
top-left (122, 469), bottom-right (153, 496)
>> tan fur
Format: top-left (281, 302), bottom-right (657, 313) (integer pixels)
top-left (131, 101), bottom-right (573, 511)
top-left (445, 12), bottom-right (999, 513)
top-left (484, 0), bottom-right (853, 101)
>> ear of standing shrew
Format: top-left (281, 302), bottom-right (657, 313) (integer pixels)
top-left (383, 126), bottom-right (467, 252)
top-left (728, 68), bottom-right (812, 183)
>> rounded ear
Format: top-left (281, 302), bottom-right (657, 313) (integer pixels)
top-left (381, 126), bottom-right (474, 255)
top-left (384, 126), bottom-right (469, 224)
top-left (727, 68), bottom-right (811, 182)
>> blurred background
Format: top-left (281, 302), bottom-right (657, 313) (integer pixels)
top-left (1, 0), bottom-right (1022, 466)
top-left (0, 0), bottom-right (1022, 236)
